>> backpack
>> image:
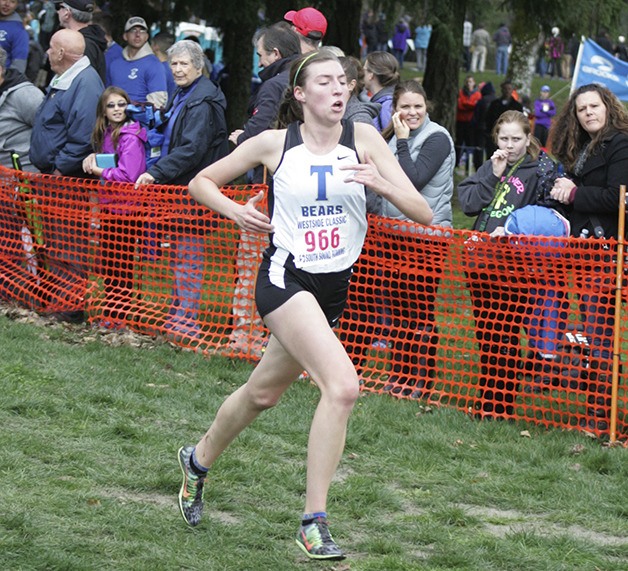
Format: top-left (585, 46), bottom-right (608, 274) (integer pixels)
top-left (125, 103), bottom-right (169, 169)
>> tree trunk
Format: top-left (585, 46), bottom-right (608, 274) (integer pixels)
top-left (264, 0), bottom-right (294, 25)
top-left (508, 9), bottom-right (543, 97)
top-left (422, 0), bottom-right (466, 133)
top-left (323, 0), bottom-right (361, 57)
top-left (213, 4), bottom-right (259, 133)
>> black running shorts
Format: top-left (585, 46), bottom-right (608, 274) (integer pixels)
top-left (255, 249), bottom-right (352, 327)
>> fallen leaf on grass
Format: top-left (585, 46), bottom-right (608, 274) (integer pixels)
top-left (520, 430), bottom-right (531, 438)
top-left (415, 405), bottom-right (433, 417)
top-left (347, 453), bottom-right (359, 460)
top-left (570, 443), bottom-right (586, 455)
top-left (603, 440), bottom-right (628, 448)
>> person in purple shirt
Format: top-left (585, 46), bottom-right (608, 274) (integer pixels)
top-left (391, 16), bottom-right (411, 68)
top-left (82, 86), bottom-right (147, 183)
top-left (81, 86), bottom-right (147, 328)
top-left (533, 85), bottom-right (556, 147)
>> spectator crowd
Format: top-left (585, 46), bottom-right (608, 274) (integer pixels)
top-left (1, 2), bottom-right (627, 437)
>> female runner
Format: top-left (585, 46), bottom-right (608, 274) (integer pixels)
top-left (177, 48), bottom-right (432, 561)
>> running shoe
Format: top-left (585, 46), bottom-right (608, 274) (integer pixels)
top-left (296, 516), bottom-right (346, 560)
top-left (177, 445), bottom-right (205, 527)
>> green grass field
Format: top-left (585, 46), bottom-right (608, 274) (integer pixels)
top-left (0, 308), bottom-right (626, 570)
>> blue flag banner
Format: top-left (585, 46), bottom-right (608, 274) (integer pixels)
top-left (572, 38), bottom-right (628, 101)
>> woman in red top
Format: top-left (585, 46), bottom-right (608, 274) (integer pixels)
top-left (455, 75), bottom-right (482, 173)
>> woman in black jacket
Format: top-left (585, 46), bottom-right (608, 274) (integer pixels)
top-left (135, 40), bottom-right (229, 339)
top-left (550, 83), bottom-right (628, 432)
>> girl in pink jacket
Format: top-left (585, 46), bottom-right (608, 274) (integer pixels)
top-left (82, 86), bottom-right (147, 329)
top-left (83, 86), bottom-right (147, 183)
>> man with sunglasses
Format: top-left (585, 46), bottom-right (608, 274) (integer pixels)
top-left (106, 16), bottom-right (167, 108)
top-left (55, 0), bottom-right (106, 82)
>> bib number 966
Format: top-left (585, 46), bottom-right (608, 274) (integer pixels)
top-left (304, 227), bottom-right (340, 252)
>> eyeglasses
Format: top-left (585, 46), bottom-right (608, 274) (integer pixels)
top-left (106, 102), bottom-right (128, 109)
top-left (128, 28), bottom-right (148, 35)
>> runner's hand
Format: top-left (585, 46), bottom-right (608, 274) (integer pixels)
top-left (234, 190), bottom-right (273, 233)
top-left (340, 152), bottom-right (385, 191)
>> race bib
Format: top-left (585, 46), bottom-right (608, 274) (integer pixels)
top-left (294, 212), bottom-right (351, 269)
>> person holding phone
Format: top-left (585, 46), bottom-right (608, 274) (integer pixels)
top-left (376, 80), bottom-right (454, 398)
top-left (82, 86), bottom-right (147, 182)
top-left (83, 86), bottom-right (147, 328)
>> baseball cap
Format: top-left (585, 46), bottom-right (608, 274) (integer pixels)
top-left (55, 0), bottom-right (94, 12)
top-left (284, 7), bottom-right (327, 40)
top-left (124, 16), bottom-right (148, 33)
top-left (541, 85), bottom-right (551, 92)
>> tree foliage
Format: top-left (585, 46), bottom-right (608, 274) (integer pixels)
top-left (106, 0), bottom-right (626, 137)
top-left (209, 0), bottom-right (260, 132)
top-left (502, 0), bottom-right (627, 96)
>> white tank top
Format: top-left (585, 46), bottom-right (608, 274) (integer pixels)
top-left (270, 121), bottom-right (367, 273)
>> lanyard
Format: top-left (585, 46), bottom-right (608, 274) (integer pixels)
top-left (476, 156), bottom-right (526, 232)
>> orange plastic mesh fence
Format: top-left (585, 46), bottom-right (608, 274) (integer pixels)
top-left (0, 167), bottom-right (625, 439)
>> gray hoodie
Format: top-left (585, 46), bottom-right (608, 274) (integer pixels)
top-left (0, 69), bottom-right (44, 171)
top-left (344, 95), bottom-right (380, 124)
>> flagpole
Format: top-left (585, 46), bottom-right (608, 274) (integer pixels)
top-left (610, 184), bottom-right (626, 443)
top-left (570, 36), bottom-right (586, 94)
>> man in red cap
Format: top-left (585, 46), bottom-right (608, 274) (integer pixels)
top-left (284, 7), bottom-right (327, 53)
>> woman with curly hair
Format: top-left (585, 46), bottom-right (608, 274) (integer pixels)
top-left (550, 83), bottom-right (628, 432)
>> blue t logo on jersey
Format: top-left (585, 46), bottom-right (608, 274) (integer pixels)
top-left (311, 165), bottom-right (333, 201)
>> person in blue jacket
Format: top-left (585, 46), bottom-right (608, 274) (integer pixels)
top-left (28, 28), bottom-right (103, 324)
top-left (226, 23), bottom-right (301, 353)
top-left (413, 20), bottom-right (431, 72)
top-left (30, 28), bottom-right (104, 176)
top-left (228, 23), bottom-right (301, 183)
